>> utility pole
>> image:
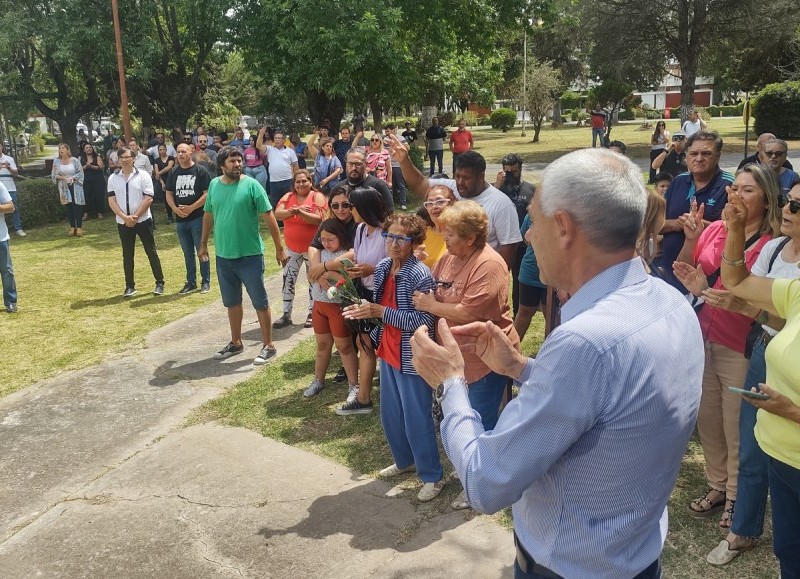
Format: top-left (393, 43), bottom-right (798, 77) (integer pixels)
top-left (520, 29), bottom-right (527, 138)
top-left (111, 0), bottom-right (132, 142)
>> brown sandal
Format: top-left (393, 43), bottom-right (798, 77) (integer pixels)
top-left (688, 488), bottom-right (726, 518)
top-left (719, 499), bottom-right (736, 529)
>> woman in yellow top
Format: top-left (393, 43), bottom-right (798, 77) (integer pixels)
top-left (720, 185), bottom-right (800, 579)
top-left (414, 184), bottom-right (456, 269)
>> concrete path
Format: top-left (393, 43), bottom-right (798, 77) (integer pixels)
top-left (0, 274), bottom-right (514, 578)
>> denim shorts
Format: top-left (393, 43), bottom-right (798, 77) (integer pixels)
top-left (216, 255), bottom-right (269, 309)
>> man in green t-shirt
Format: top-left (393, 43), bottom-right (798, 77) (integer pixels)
top-left (199, 146), bottom-right (288, 365)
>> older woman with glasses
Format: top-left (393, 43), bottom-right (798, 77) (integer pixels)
top-left (412, 199), bottom-right (519, 509)
top-left (414, 184), bottom-right (457, 268)
top-left (344, 213), bottom-right (445, 502)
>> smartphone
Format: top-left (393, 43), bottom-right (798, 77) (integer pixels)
top-left (727, 386), bottom-right (770, 400)
top-left (339, 258), bottom-right (355, 269)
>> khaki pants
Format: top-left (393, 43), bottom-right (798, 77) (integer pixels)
top-left (697, 341), bottom-right (749, 498)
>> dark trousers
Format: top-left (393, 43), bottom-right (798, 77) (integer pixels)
top-left (428, 149), bottom-right (443, 175)
top-left (65, 202), bottom-right (84, 228)
top-left (117, 219), bottom-right (164, 289)
top-left (769, 456), bottom-right (800, 578)
top-left (83, 175), bottom-right (106, 217)
top-left (648, 149), bottom-right (663, 184)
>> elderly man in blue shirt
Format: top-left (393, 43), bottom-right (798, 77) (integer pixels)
top-left (411, 148), bottom-right (704, 579)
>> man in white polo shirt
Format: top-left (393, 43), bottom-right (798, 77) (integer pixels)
top-left (256, 128), bottom-right (298, 208)
top-left (107, 147), bottom-right (165, 297)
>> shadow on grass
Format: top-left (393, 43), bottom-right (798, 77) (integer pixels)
top-left (71, 293), bottom-right (150, 309)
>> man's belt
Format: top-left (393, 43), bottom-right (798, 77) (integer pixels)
top-left (513, 532), bottom-right (563, 579)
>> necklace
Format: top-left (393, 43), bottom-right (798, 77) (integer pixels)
top-left (436, 246), bottom-right (480, 289)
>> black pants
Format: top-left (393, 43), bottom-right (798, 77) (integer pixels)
top-left (511, 245), bottom-right (525, 317)
top-left (117, 219), bottom-right (164, 289)
top-left (83, 175), bottom-right (107, 217)
top-left (428, 150), bottom-right (444, 175)
top-left (648, 149), bottom-right (664, 184)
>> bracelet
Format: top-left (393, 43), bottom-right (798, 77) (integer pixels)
top-left (721, 253), bottom-right (745, 267)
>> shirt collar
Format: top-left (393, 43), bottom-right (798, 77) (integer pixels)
top-left (560, 257), bottom-right (648, 323)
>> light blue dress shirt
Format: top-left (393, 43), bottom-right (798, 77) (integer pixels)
top-left (440, 258), bottom-right (704, 579)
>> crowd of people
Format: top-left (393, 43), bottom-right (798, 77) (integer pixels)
top-left (1, 114), bottom-right (799, 579)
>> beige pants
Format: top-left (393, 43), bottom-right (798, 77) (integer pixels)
top-left (697, 341), bottom-right (749, 498)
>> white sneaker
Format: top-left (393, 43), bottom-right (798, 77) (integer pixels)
top-left (304, 379), bottom-right (325, 397)
top-left (379, 463), bottom-right (416, 477)
top-left (346, 384), bottom-right (359, 404)
top-left (15, 230), bottom-right (26, 237)
top-left (418, 480), bottom-right (445, 502)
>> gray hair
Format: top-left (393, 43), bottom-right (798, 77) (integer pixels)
top-left (765, 138), bottom-right (788, 152)
top-left (539, 148), bottom-right (647, 252)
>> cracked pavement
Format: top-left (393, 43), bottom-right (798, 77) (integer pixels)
top-left (0, 273), bottom-right (514, 578)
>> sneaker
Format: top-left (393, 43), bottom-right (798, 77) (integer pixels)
top-left (418, 480), bottom-right (445, 502)
top-left (200, 281), bottom-right (211, 294)
top-left (154, 282), bottom-right (165, 295)
top-left (214, 341), bottom-right (244, 359)
top-left (346, 384), bottom-right (359, 404)
top-left (335, 398), bottom-right (373, 416)
top-left (272, 313), bottom-right (292, 329)
top-left (451, 489), bottom-right (470, 510)
top-left (400, 205), bottom-right (407, 210)
top-left (304, 379), bottom-right (326, 397)
top-left (379, 463), bottom-right (416, 477)
top-left (178, 283), bottom-right (197, 295)
top-left (6, 303), bottom-right (17, 313)
top-left (15, 230), bottom-right (26, 237)
top-left (333, 367), bottom-right (348, 383)
top-left (253, 344), bottom-right (277, 365)
top-left (123, 287), bottom-right (137, 298)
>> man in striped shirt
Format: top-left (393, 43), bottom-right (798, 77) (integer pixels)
top-left (411, 148), bottom-right (704, 579)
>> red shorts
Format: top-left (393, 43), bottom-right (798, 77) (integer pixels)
top-left (312, 301), bottom-right (352, 339)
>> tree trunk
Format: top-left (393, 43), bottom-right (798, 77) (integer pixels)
top-left (551, 100), bottom-right (562, 124)
top-left (58, 116), bottom-right (82, 154)
top-left (458, 99), bottom-right (468, 114)
top-left (679, 60), bottom-right (697, 125)
top-left (532, 116), bottom-right (543, 143)
top-left (369, 95), bottom-right (382, 131)
top-left (306, 90), bottom-right (346, 132)
top-left (421, 91), bottom-right (438, 131)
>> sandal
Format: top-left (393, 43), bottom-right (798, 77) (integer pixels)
top-left (688, 488), bottom-right (726, 518)
top-left (719, 499), bottom-right (735, 529)
top-left (304, 313), bottom-right (314, 328)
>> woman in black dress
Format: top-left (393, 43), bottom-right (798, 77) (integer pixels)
top-left (80, 143), bottom-right (106, 219)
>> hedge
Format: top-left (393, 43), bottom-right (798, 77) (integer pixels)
top-left (490, 108), bottom-right (517, 132)
top-left (753, 81), bottom-right (800, 139)
top-left (4, 177), bottom-right (64, 229)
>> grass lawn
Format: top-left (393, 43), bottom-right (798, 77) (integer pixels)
top-left (189, 306), bottom-right (779, 577)
top-left (471, 117), bottom-right (800, 165)
top-left (0, 207), bottom-right (281, 398)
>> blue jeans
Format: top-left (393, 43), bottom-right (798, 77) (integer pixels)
top-left (379, 363), bottom-right (443, 483)
top-left (731, 337), bottom-right (769, 539)
top-left (0, 239), bottom-right (17, 307)
top-left (428, 150), bottom-right (443, 175)
top-left (245, 165), bottom-right (267, 191)
top-left (176, 218), bottom-right (210, 286)
top-left (391, 165), bottom-right (406, 206)
top-left (768, 456), bottom-right (800, 578)
top-left (592, 128), bottom-right (605, 148)
top-left (468, 371), bottom-right (507, 431)
top-left (8, 190), bottom-right (22, 231)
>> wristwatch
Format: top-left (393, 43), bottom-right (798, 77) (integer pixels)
top-left (435, 376), bottom-right (468, 404)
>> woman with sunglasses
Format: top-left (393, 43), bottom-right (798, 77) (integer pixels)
top-left (308, 136), bottom-right (343, 194)
top-left (414, 184), bottom-right (457, 268)
top-left (412, 200), bottom-right (519, 510)
top-left (673, 164), bottom-right (782, 534)
top-left (366, 133), bottom-right (392, 188)
top-left (649, 121), bottom-right (670, 183)
top-left (343, 213), bottom-right (445, 502)
top-left (719, 183), bottom-right (800, 578)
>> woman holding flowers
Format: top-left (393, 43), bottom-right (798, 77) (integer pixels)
top-left (344, 213), bottom-right (445, 502)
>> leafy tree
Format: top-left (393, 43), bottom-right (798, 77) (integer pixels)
top-left (435, 50), bottom-right (504, 113)
top-left (515, 59), bottom-right (561, 142)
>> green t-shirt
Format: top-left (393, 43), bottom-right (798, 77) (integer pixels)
top-left (204, 175), bottom-right (272, 259)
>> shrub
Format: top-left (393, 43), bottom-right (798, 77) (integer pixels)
top-left (13, 178), bottom-right (64, 228)
top-left (754, 81), bottom-right (800, 138)
top-left (462, 111), bottom-right (478, 126)
top-left (490, 108), bottom-right (517, 132)
top-left (477, 114), bottom-right (492, 126)
top-left (408, 145), bottom-right (425, 173)
top-left (438, 111), bottom-right (456, 128)
top-left (560, 90), bottom-right (582, 109)
top-left (41, 132), bottom-right (60, 145)
top-left (618, 109), bottom-right (635, 121)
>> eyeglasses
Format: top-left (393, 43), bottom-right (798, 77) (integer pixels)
top-left (423, 198), bottom-right (451, 209)
top-left (433, 279), bottom-right (453, 289)
top-left (330, 202), bottom-right (352, 210)
top-left (765, 151), bottom-right (786, 158)
top-left (382, 232), bottom-right (413, 245)
top-left (778, 196), bottom-right (800, 214)
top-left (119, 155), bottom-right (133, 160)
top-left (346, 161), bottom-right (365, 167)
top-left (672, 136), bottom-right (686, 141)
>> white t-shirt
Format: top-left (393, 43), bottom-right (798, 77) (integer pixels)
top-left (751, 236), bottom-right (800, 335)
top-left (682, 119), bottom-right (703, 137)
top-left (0, 154), bottom-right (17, 192)
top-left (430, 178), bottom-right (523, 250)
top-left (0, 182), bottom-right (11, 241)
top-left (266, 146), bottom-right (298, 182)
top-left (107, 169), bottom-right (155, 224)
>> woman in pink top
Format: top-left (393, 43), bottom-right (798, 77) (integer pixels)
top-left (365, 133), bottom-right (391, 186)
top-left (243, 137), bottom-right (267, 190)
top-left (673, 163), bottom-right (782, 530)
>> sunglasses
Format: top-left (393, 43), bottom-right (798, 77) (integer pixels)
top-left (672, 135), bottom-right (686, 141)
top-left (371, 139), bottom-right (382, 143)
top-left (778, 196), bottom-right (800, 214)
top-left (423, 198), bottom-right (451, 209)
top-left (382, 232), bottom-right (413, 245)
top-left (765, 151), bottom-right (786, 158)
top-left (330, 202), bottom-right (352, 210)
